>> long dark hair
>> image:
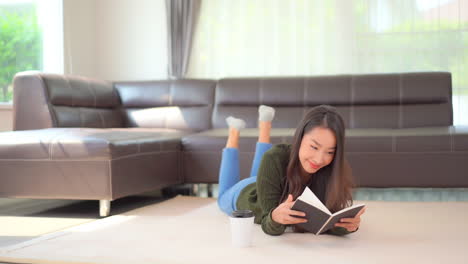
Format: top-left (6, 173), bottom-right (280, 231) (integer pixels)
top-left (280, 105), bottom-right (354, 217)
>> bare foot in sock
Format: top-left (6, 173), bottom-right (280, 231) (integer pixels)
top-left (226, 116), bottom-right (246, 148)
top-left (259, 105), bottom-right (275, 122)
top-left (226, 116), bottom-right (246, 130)
top-left (258, 105), bottom-right (275, 143)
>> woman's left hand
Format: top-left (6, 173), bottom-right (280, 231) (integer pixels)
top-left (334, 207), bottom-right (366, 232)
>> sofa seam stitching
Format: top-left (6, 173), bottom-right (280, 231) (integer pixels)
top-left (0, 150), bottom-right (180, 162)
top-left (450, 126), bottom-right (454, 152)
top-left (350, 76), bottom-right (355, 128)
top-left (36, 73), bottom-right (58, 127)
top-left (399, 74), bottom-right (403, 129)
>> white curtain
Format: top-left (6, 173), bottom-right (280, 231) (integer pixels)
top-left (188, 0), bottom-right (468, 125)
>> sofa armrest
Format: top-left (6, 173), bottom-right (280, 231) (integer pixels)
top-left (13, 71), bottom-right (55, 130)
top-left (13, 72), bottom-right (123, 130)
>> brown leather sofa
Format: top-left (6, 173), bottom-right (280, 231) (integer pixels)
top-left (1, 71), bottom-right (466, 216)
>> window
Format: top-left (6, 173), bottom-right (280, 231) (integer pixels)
top-left (189, 0), bottom-right (468, 125)
top-left (0, 0), bottom-right (62, 103)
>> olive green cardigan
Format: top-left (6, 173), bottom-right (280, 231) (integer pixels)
top-left (236, 144), bottom-right (352, 236)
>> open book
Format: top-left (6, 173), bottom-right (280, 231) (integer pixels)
top-left (291, 186), bottom-right (365, 235)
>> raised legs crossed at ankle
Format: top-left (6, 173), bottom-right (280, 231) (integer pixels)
top-left (217, 105), bottom-right (275, 215)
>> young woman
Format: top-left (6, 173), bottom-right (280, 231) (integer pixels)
top-left (217, 105), bottom-right (365, 236)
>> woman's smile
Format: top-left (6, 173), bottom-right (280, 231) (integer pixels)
top-left (308, 160), bottom-right (320, 170)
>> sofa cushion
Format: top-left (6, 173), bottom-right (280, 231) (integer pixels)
top-left (181, 126), bottom-right (468, 186)
top-left (182, 126), bottom-right (468, 153)
top-left (347, 126), bottom-right (468, 152)
top-left (44, 74), bottom-right (120, 108)
top-left (182, 128), bottom-right (290, 152)
top-left (12, 72), bottom-right (124, 130)
top-left (213, 72), bottom-right (452, 129)
top-left (114, 79), bottom-right (216, 132)
top-left (0, 128), bottom-right (191, 160)
top-left (0, 127), bottom-right (190, 200)
top-left (43, 73), bottom-right (124, 128)
top-left (52, 106), bottom-right (123, 128)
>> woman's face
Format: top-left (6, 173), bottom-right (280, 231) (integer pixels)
top-left (298, 126), bottom-right (336, 174)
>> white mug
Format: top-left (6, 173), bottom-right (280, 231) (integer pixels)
top-left (229, 210), bottom-right (254, 247)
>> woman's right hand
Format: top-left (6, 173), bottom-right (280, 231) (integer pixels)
top-left (271, 194), bottom-right (308, 225)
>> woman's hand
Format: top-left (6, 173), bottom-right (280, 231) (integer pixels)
top-left (334, 206), bottom-right (366, 232)
top-left (271, 194), bottom-right (308, 225)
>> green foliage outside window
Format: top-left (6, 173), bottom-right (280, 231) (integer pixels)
top-left (0, 4), bottom-right (41, 103)
top-left (351, 1), bottom-right (468, 95)
top-left (354, 20), bottom-right (468, 95)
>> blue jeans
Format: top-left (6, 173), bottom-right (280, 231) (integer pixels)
top-left (217, 142), bottom-right (273, 216)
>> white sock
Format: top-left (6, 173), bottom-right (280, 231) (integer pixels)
top-left (226, 116), bottom-right (246, 130)
top-left (259, 105), bottom-right (275, 122)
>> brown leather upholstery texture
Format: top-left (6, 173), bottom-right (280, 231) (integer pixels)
top-left (1, 71), bottom-right (466, 204)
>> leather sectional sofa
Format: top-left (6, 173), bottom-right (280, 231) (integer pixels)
top-left (0, 71), bottom-right (466, 216)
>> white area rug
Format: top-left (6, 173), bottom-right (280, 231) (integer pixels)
top-left (1, 195), bottom-right (468, 264)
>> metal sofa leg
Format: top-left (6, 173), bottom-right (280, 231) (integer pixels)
top-left (207, 184), bottom-right (213, 197)
top-left (99, 200), bottom-right (111, 217)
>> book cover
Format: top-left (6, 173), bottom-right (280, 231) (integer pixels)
top-left (291, 186), bottom-right (365, 235)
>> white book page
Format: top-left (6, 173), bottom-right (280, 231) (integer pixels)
top-left (297, 186), bottom-right (331, 215)
top-left (331, 203), bottom-right (366, 216)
